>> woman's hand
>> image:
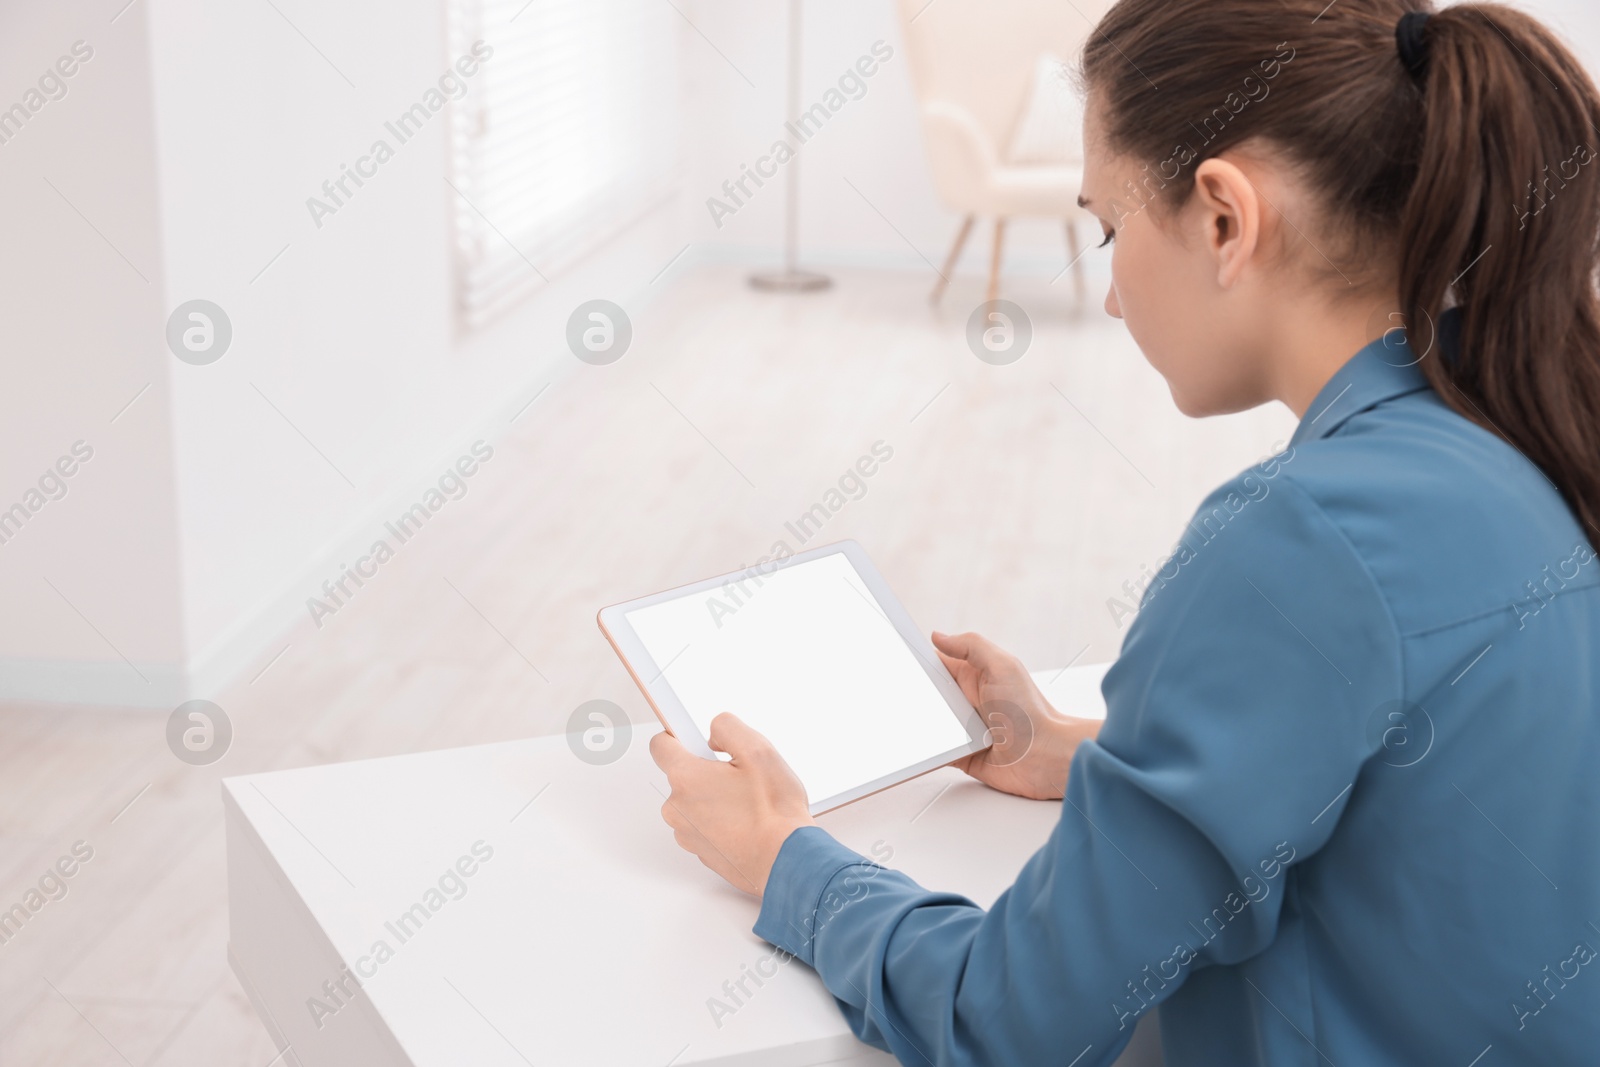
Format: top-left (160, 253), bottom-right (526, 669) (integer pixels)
top-left (649, 713), bottom-right (814, 897)
top-left (932, 631), bottom-right (1101, 801)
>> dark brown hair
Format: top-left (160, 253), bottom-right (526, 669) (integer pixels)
top-left (1083, 0), bottom-right (1600, 536)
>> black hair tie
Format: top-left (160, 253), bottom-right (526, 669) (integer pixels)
top-left (1396, 11), bottom-right (1433, 81)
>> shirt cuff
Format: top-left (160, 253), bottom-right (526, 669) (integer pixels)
top-left (754, 825), bottom-right (878, 966)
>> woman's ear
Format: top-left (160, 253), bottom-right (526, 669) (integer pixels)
top-left (1191, 157), bottom-right (1263, 289)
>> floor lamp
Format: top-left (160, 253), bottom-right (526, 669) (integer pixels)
top-left (749, 0), bottom-right (831, 292)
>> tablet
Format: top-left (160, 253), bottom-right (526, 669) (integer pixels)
top-left (598, 540), bottom-right (991, 814)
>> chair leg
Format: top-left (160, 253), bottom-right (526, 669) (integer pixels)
top-left (988, 218), bottom-right (1007, 304)
top-left (1065, 220), bottom-right (1086, 304)
top-left (930, 215), bottom-right (975, 304)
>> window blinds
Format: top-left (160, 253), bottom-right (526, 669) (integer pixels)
top-left (446, 0), bottom-right (679, 328)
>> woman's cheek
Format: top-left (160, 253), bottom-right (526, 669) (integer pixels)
top-left (1112, 239), bottom-right (1179, 381)
top-left (1108, 242), bottom-right (1134, 318)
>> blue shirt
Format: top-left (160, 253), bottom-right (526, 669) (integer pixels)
top-left (755, 327), bottom-right (1600, 1066)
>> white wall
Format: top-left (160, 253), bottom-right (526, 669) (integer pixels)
top-left (147, 0), bottom-right (694, 703)
top-left (0, 0), bottom-right (691, 706)
top-left (0, 1), bottom-right (189, 702)
top-left (1539, 0), bottom-right (1600, 65)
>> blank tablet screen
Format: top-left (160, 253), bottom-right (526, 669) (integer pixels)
top-left (623, 552), bottom-right (972, 805)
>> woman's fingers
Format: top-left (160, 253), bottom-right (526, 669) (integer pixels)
top-left (648, 716), bottom-right (814, 897)
top-left (935, 630), bottom-right (1010, 706)
top-left (930, 630), bottom-right (971, 659)
top-left (707, 712), bottom-right (768, 760)
top-left (935, 649), bottom-right (983, 706)
top-left (933, 630), bottom-right (1006, 670)
top-left (933, 646), bottom-right (966, 677)
top-left (649, 728), bottom-right (693, 775)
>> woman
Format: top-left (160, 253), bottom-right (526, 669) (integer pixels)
top-left (650, 1), bottom-right (1600, 1063)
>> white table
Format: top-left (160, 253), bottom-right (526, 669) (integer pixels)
top-left (225, 664), bottom-right (1162, 1066)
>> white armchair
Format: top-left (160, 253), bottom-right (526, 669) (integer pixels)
top-left (896, 0), bottom-right (1111, 303)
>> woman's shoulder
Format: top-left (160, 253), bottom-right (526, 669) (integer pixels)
top-left (1252, 389), bottom-right (1593, 638)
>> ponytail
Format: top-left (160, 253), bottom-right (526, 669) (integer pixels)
top-left (1400, 6), bottom-right (1600, 536)
top-left (1083, 0), bottom-right (1600, 536)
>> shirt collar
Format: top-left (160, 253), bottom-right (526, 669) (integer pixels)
top-left (1289, 312), bottom-right (1453, 446)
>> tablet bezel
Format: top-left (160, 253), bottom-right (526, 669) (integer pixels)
top-left (597, 539), bottom-right (992, 814)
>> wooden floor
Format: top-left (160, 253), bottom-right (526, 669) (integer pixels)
top-left (0, 266), bottom-right (1294, 1065)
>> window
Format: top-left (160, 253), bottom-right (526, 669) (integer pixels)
top-left (447, 0), bottom-right (679, 328)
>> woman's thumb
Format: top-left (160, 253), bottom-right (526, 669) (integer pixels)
top-left (707, 712), bottom-right (768, 759)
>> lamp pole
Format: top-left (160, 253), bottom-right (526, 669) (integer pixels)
top-left (749, 0), bottom-right (831, 292)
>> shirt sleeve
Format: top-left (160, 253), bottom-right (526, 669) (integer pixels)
top-left (753, 470), bottom-right (1404, 1067)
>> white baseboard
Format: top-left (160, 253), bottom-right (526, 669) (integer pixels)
top-left (0, 656), bottom-right (190, 709)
